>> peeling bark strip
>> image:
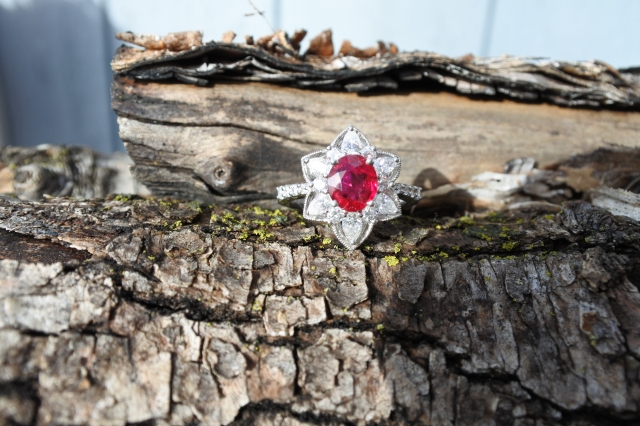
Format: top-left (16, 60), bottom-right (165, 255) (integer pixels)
top-left (111, 34), bottom-right (640, 108)
top-left (0, 196), bottom-right (639, 425)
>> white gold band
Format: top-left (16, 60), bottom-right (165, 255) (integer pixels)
top-left (277, 182), bottom-right (422, 208)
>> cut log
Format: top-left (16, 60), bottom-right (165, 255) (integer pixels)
top-left (112, 78), bottom-right (640, 204)
top-left (110, 32), bottom-right (640, 205)
top-left (0, 195), bottom-right (639, 425)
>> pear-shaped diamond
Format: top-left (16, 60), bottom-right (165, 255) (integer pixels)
top-left (362, 205), bottom-right (376, 222)
top-left (306, 193), bottom-right (331, 217)
top-left (307, 157), bottom-right (330, 179)
top-left (374, 155), bottom-right (398, 180)
top-left (341, 130), bottom-right (365, 152)
top-left (375, 193), bottom-right (399, 215)
top-left (341, 216), bottom-right (364, 244)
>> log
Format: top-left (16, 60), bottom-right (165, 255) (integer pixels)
top-left (110, 32), bottom-right (640, 204)
top-left (1, 195), bottom-right (639, 425)
top-left (0, 145), bottom-right (149, 201)
top-left (112, 78), bottom-right (640, 204)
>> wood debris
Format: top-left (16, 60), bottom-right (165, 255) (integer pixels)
top-left (289, 29), bottom-right (307, 51)
top-left (116, 30), bottom-right (203, 51)
top-left (111, 28), bottom-right (640, 107)
top-left (221, 30), bottom-right (236, 43)
top-left (305, 29), bottom-right (334, 57)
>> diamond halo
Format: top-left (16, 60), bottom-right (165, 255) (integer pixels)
top-left (278, 126), bottom-right (420, 250)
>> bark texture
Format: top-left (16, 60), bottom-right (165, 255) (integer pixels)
top-left (0, 145), bottom-right (149, 201)
top-left (1, 195), bottom-right (639, 425)
top-left (111, 34), bottom-right (640, 108)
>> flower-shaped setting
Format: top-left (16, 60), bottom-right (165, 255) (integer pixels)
top-left (301, 126), bottom-right (403, 250)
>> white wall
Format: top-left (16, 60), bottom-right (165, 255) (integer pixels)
top-left (0, 0), bottom-right (638, 152)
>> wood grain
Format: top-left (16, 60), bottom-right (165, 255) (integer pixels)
top-left (113, 78), bottom-right (640, 202)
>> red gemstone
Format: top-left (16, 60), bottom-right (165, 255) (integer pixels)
top-left (327, 155), bottom-right (378, 212)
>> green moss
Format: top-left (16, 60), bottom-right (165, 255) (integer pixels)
top-left (383, 256), bottom-right (400, 267)
top-left (253, 229), bottom-right (274, 241)
top-left (458, 216), bottom-right (476, 226)
top-left (113, 194), bottom-right (131, 202)
top-left (329, 267), bottom-right (337, 275)
top-left (186, 200), bottom-right (202, 212)
top-left (394, 243), bottom-right (402, 254)
top-left (322, 238), bottom-right (332, 245)
top-left (502, 241), bottom-right (517, 251)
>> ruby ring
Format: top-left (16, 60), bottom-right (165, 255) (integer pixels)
top-left (276, 126), bottom-right (422, 250)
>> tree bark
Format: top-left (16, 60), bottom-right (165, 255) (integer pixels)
top-left (1, 195), bottom-right (639, 425)
top-left (111, 37), bottom-right (640, 108)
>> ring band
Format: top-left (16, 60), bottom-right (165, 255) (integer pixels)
top-left (277, 182), bottom-right (422, 209)
top-left (276, 126), bottom-right (423, 250)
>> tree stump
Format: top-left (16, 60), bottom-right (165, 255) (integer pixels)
top-left (1, 195), bottom-right (639, 425)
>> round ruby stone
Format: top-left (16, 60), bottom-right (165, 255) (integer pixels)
top-left (327, 155), bottom-right (378, 212)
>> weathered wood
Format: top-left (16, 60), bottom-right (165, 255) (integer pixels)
top-left (111, 36), bottom-right (640, 108)
top-left (0, 145), bottom-right (149, 201)
top-left (1, 195), bottom-right (639, 425)
top-left (112, 78), bottom-right (640, 204)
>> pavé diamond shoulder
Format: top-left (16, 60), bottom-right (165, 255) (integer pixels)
top-left (277, 126), bottom-right (422, 250)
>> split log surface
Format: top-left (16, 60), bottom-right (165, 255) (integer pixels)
top-left (1, 195), bottom-right (639, 425)
top-left (112, 78), bottom-right (640, 204)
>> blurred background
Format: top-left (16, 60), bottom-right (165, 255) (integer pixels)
top-left (0, 0), bottom-right (638, 153)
